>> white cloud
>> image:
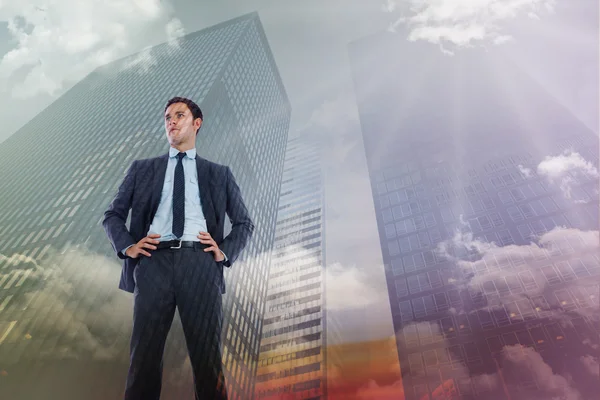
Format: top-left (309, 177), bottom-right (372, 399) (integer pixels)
top-left (443, 224), bottom-right (597, 280)
top-left (166, 17), bottom-right (185, 47)
top-left (0, 0), bottom-right (182, 99)
top-left (518, 163), bottom-right (533, 177)
top-left (537, 150), bottom-right (599, 200)
top-left (580, 355), bottom-right (599, 377)
top-left (502, 345), bottom-right (582, 400)
top-left (381, 0), bottom-right (397, 14)
top-left (0, 245), bottom-right (133, 361)
top-left (395, 319), bottom-right (586, 399)
top-left (386, 0), bottom-right (556, 50)
top-left (325, 261), bottom-right (388, 311)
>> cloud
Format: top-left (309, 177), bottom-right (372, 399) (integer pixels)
top-left (325, 261), bottom-right (389, 311)
top-left (355, 378), bottom-right (404, 399)
top-left (579, 355), bottom-right (599, 377)
top-left (502, 345), bottom-right (582, 400)
top-left (0, 245), bottom-right (133, 361)
top-left (436, 224), bottom-right (599, 306)
top-left (385, 0), bottom-right (557, 50)
top-left (536, 150), bottom-right (599, 200)
top-left (0, 0), bottom-right (182, 99)
top-left (518, 164), bottom-right (533, 178)
top-left (394, 319), bottom-right (586, 399)
top-left (381, 0), bottom-right (397, 14)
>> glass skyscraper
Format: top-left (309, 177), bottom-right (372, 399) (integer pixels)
top-left (0, 12), bottom-right (290, 400)
top-left (349, 32), bottom-right (599, 400)
top-left (254, 134), bottom-right (328, 400)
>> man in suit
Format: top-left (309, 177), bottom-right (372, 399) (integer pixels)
top-left (103, 96), bottom-right (254, 400)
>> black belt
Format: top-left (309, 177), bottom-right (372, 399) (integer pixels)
top-left (156, 240), bottom-right (207, 250)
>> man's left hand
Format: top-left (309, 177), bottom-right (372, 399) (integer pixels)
top-left (198, 231), bottom-right (224, 262)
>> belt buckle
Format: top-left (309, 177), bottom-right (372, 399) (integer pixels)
top-left (170, 239), bottom-right (182, 249)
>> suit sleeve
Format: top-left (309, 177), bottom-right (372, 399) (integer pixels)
top-left (103, 161), bottom-right (138, 260)
top-left (218, 166), bottom-right (254, 268)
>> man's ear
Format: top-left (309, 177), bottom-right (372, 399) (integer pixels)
top-left (195, 118), bottom-right (202, 135)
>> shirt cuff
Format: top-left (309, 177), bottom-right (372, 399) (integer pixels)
top-left (120, 244), bottom-right (134, 257)
top-left (220, 249), bottom-right (228, 262)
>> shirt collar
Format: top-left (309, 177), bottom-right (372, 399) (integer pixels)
top-left (169, 147), bottom-right (196, 160)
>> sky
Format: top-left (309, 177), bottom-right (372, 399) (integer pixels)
top-left (0, 0), bottom-right (598, 397)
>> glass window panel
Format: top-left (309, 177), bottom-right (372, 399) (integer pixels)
top-left (424, 212), bottom-right (436, 227)
top-left (447, 289), bottom-right (463, 307)
top-left (411, 297), bottom-right (426, 319)
top-left (391, 258), bottom-right (404, 275)
top-left (517, 224), bottom-right (534, 241)
top-left (423, 250), bottom-right (436, 266)
top-left (417, 272), bottom-right (432, 291)
top-left (505, 275), bottom-right (522, 293)
top-left (463, 342), bottom-right (481, 362)
top-left (541, 265), bottom-right (561, 285)
top-left (399, 300), bottom-right (413, 321)
top-left (498, 190), bottom-right (514, 204)
top-left (518, 270), bottom-right (538, 290)
top-left (477, 310), bottom-right (495, 330)
top-left (429, 228), bottom-right (442, 244)
top-left (409, 234), bottom-right (419, 250)
top-left (388, 240), bottom-right (400, 256)
top-left (529, 181), bottom-right (546, 196)
top-left (489, 212), bottom-right (504, 227)
top-left (478, 215), bottom-right (492, 230)
top-left (380, 195), bottom-right (391, 208)
top-left (423, 349), bottom-right (439, 369)
top-left (395, 279), bottom-right (409, 298)
top-left (486, 336), bottom-right (504, 354)
top-left (408, 353), bottom-right (425, 375)
top-left (440, 207), bottom-right (454, 223)
top-left (413, 215), bottom-right (425, 230)
top-left (428, 270), bottom-right (442, 289)
top-left (434, 292), bottom-right (449, 311)
top-left (507, 206), bottom-right (524, 222)
top-left (423, 295), bottom-right (437, 315)
top-left (413, 253), bottom-right (426, 270)
top-left (417, 323), bottom-right (434, 345)
top-left (510, 187), bottom-right (526, 202)
top-left (417, 231), bottom-right (430, 248)
top-left (405, 218), bottom-right (416, 233)
top-left (407, 275), bottom-right (420, 293)
top-left (399, 237), bottom-right (411, 253)
top-left (403, 254), bottom-right (416, 272)
top-left (520, 203), bottom-right (536, 218)
top-left (382, 209), bottom-right (393, 223)
top-left (481, 196), bottom-right (495, 209)
top-left (555, 261), bottom-right (576, 281)
top-left (385, 224), bottom-right (396, 238)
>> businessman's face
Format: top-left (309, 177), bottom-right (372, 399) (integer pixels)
top-left (164, 103), bottom-right (202, 150)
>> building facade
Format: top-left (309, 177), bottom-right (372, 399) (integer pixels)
top-left (0, 12), bottom-right (290, 399)
top-left (255, 134), bottom-right (328, 400)
top-left (349, 32), bottom-right (599, 400)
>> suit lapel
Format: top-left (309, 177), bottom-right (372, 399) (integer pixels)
top-left (195, 155), bottom-right (217, 233)
top-left (149, 153), bottom-right (169, 223)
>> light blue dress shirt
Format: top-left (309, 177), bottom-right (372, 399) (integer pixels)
top-left (122, 147), bottom-right (227, 260)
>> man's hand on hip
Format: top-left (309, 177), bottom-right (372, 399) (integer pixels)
top-left (125, 234), bottom-right (161, 258)
top-left (198, 231), bottom-right (224, 262)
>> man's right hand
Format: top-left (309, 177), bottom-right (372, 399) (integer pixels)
top-left (125, 234), bottom-right (161, 258)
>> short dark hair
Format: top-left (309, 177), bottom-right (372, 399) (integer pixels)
top-left (164, 97), bottom-right (203, 134)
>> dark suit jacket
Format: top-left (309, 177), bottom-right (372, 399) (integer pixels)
top-left (103, 153), bottom-right (254, 295)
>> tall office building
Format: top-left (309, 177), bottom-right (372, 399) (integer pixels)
top-left (349, 32), bottom-right (599, 400)
top-left (254, 134), bottom-right (328, 400)
top-left (0, 12), bottom-right (290, 399)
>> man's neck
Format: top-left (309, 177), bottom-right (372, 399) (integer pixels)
top-left (172, 144), bottom-right (194, 153)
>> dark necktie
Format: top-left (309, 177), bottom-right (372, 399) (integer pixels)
top-left (172, 152), bottom-right (186, 238)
